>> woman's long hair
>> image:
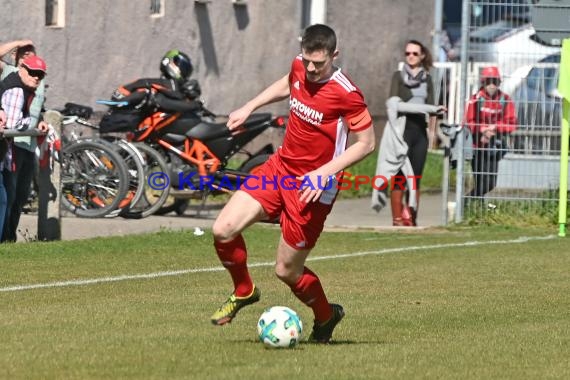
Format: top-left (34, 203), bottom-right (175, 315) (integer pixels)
top-left (406, 40), bottom-right (433, 69)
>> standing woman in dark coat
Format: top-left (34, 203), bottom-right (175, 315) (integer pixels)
top-left (389, 40), bottom-right (437, 226)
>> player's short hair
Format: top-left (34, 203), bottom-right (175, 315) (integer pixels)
top-left (301, 24), bottom-right (337, 56)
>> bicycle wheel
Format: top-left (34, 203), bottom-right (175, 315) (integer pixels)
top-left (61, 140), bottom-right (130, 218)
top-left (117, 140), bottom-right (146, 210)
top-left (66, 136), bottom-right (147, 217)
top-left (98, 138), bottom-right (147, 217)
top-left (120, 143), bottom-right (171, 218)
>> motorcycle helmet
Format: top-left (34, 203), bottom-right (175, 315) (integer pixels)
top-left (160, 49), bottom-right (193, 82)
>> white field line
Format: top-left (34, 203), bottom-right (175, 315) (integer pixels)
top-left (0, 235), bottom-right (556, 293)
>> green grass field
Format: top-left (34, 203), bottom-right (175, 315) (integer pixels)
top-left (1, 226), bottom-right (569, 379)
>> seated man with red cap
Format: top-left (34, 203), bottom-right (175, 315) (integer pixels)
top-left (0, 54), bottom-right (49, 242)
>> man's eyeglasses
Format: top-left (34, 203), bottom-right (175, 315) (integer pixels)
top-left (405, 51), bottom-right (420, 57)
top-left (25, 67), bottom-right (45, 80)
top-left (484, 78), bottom-right (500, 86)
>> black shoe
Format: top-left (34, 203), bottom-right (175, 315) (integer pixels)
top-left (307, 303), bottom-right (344, 343)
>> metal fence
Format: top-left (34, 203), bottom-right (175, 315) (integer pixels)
top-left (440, 0), bottom-right (570, 225)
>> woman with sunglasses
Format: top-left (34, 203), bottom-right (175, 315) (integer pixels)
top-left (373, 40), bottom-right (442, 226)
top-left (465, 66), bottom-right (517, 199)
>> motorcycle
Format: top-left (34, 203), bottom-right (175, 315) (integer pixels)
top-left (97, 78), bottom-right (286, 217)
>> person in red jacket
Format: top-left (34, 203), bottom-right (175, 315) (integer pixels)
top-left (466, 66), bottom-right (517, 198)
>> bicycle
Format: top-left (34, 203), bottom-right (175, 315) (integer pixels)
top-left (58, 103), bottom-right (146, 218)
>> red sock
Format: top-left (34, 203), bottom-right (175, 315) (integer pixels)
top-left (289, 267), bottom-right (332, 323)
top-left (214, 235), bottom-right (253, 297)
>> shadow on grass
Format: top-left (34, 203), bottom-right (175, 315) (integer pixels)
top-left (233, 339), bottom-right (387, 346)
top-left (301, 339), bottom-right (387, 346)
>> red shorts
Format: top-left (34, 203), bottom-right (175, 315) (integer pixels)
top-left (241, 154), bottom-right (336, 250)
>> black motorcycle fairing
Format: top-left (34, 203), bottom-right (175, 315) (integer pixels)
top-left (242, 113), bottom-right (272, 127)
top-left (116, 77), bottom-right (183, 101)
top-left (186, 113), bottom-right (272, 141)
top-left (200, 121), bottom-right (271, 164)
top-left (153, 93), bottom-right (203, 113)
top-left (156, 112), bottom-right (202, 137)
top-left (185, 121), bottom-right (230, 141)
top-left (161, 133), bottom-right (187, 145)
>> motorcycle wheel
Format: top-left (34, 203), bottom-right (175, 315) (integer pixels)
top-left (239, 153), bottom-right (271, 174)
top-left (154, 198), bottom-right (189, 216)
top-left (154, 154), bottom-right (272, 216)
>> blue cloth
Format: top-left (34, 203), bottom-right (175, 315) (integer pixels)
top-left (2, 147), bottom-right (35, 242)
top-left (0, 169), bottom-right (7, 240)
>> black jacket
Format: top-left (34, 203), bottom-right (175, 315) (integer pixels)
top-left (0, 71), bottom-right (36, 117)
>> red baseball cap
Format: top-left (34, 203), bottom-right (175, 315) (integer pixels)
top-left (22, 55), bottom-right (47, 73)
top-left (480, 66), bottom-right (500, 82)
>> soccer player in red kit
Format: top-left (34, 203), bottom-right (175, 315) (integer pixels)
top-left (210, 24), bottom-right (375, 343)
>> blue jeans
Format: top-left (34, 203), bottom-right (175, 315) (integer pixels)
top-left (0, 169), bottom-right (7, 240)
top-left (2, 147), bottom-right (35, 242)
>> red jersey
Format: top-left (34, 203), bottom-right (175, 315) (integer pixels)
top-left (277, 56), bottom-right (371, 176)
top-left (466, 89), bottom-right (517, 147)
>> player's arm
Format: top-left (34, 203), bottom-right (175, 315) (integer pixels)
top-left (298, 110), bottom-right (376, 203)
top-left (227, 74), bottom-right (290, 131)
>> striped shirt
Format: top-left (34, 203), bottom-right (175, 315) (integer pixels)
top-left (1, 88), bottom-right (31, 171)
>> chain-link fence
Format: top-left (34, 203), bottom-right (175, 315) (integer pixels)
top-left (440, 0), bottom-right (570, 225)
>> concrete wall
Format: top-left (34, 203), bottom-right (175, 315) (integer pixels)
top-left (0, 0), bottom-right (435, 117)
top-left (327, 0), bottom-right (435, 114)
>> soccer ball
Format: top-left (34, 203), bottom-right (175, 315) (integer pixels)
top-left (257, 306), bottom-right (303, 348)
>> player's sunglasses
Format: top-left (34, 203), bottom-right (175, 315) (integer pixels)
top-left (25, 67), bottom-right (45, 80)
top-left (484, 78), bottom-right (500, 86)
top-left (405, 51), bottom-right (420, 57)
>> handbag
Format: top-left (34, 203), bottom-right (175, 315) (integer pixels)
top-left (99, 108), bottom-right (145, 133)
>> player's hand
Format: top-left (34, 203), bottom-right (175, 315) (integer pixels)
top-left (37, 121), bottom-right (49, 133)
top-left (296, 170), bottom-right (331, 203)
top-left (227, 104), bottom-right (254, 133)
